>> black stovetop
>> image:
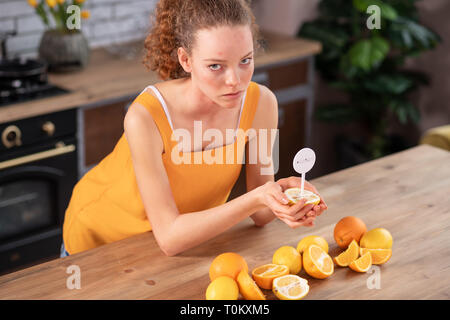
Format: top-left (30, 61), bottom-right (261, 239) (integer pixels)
top-left (0, 83), bottom-right (70, 107)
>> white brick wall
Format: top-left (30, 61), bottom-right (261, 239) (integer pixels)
top-left (0, 0), bottom-right (157, 59)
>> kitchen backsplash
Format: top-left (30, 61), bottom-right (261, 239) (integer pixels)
top-left (0, 0), bottom-right (158, 60)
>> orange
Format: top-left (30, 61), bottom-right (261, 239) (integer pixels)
top-left (251, 264), bottom-right (289, 290)
top-left (284, 188), bottom-right (321, 206)
top-left (334, 239), bottom-right (359, 267)
top-left (360, 248), bottom-right (392, 265)
top-left (333, 216), bottom-right (367, 249)
top-left (297, 235), bottom-right (329, 254)
top-left (205, 276), bottom-right (239, 300)
top-left (272, 246), bottom-right (302, 274)
top-left (209, 252), bottom-right (248, 281)
top-left (272, 275), bottom-right (309, 300)
top-left (303, 244), bottom-right (334, 279)
top-left (349, 252), bottom-right (372, 272)
top-left (360, 228), bottom-right (393, 249)
top-left (236, 269), bottom-right (266, 300)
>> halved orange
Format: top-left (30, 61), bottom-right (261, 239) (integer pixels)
top-left (303, 244), bottom-right (334, 279)
top-left (334, 239), bottom-right (359, 267)
top-left (252, 264), bottom-right (289, 290)
top-left (272, 275), bottom-right (309, 300)
top-left (360, 248), bottom-right (392, 265)
top-left (284, 188), bottom-right (321, 206)
top-left (349, 252), bottom-right (372, 272)
top-left (236, 269), bottom-right (266, 300)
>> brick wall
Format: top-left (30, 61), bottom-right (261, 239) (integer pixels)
top-left (0, 0), bottom-right (157, 60)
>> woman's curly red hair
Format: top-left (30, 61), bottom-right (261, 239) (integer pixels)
top-left (143, 0), bottom-right (260, 80)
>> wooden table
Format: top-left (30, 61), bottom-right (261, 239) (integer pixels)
top-left (0, 145), bottom-right (449, 300)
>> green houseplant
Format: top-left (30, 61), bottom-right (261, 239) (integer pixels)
top-left (298, 0), bottom-right (440, 162)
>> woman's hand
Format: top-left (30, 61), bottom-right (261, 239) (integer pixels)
top-left (277, 176), bottom-right (328, 216)
top-left (257, 178), bottom-right (327, 228)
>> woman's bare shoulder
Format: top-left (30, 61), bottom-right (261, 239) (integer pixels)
top-left (124, 100), bottom-right (164, 154)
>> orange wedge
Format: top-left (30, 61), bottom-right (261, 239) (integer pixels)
top-left (252, 264), bottom-right (289, 290)
top-left (236, 269), bottom-right (266, 300)
top-left (303, 244), bottom-right (334, 279)
top-left (349, 252), bottom-right (372, 272)
top-left (334, 239), bottom-right (359, 267)
top-left (360, 248), bottom-right (392, 265)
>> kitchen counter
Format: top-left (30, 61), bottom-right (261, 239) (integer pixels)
top-left (0, 144), bottom-right (449, 299)
top-left (0, 32), bottom-right (321, 124)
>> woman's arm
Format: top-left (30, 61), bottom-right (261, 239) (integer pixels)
top-left (246, 85), bottom-right (328, 227)
top-left (124, 102), bottom-right (273, 256)
top-left (246, 85), bottom-right (278, 226)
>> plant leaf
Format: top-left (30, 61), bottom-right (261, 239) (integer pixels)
top-left (363, 74), bottom-right (413, 95)
top-left (348, 37), bottom-right (389, 71)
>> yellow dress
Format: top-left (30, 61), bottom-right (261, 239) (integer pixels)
top-left (63, 81), bottom-right (261, 254)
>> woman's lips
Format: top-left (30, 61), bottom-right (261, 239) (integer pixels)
top-left (223, 91), bottom-right (243, 99)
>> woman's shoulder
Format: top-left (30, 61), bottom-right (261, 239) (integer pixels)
top-left (251, 82), bottom-right (278, 130)
top-left (124, 95), bottom-right (164, 154)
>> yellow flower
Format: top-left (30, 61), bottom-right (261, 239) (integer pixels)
top-left (81, 10), bottom-right (90, 19)
top-left (46, 0), bottom-right (57, 8)
top-left (75, 0), bottom-right (86, 4)
top-left (57, 0), bottom-right (65, 4)
top-left (27, 0), bottom-right (38, 7)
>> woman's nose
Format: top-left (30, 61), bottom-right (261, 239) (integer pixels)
top-left (225, 68), bottom-right (240, 87)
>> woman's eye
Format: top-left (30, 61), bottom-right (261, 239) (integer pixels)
top-left (208, 58), bottom-right (251, 71)
top-left (209, 64), bottom-right (221, 71)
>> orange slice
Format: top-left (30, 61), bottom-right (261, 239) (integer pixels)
top-left (272, 275), bottom-right (309, 300)
top-left (236, 269), bottom-right (266, 300)
top-left (334, 239), bottom-right (359, 267)
top-left (303, 244), bottom-right (334, 279)
top-left (252, 264), bottom-right (289, 290)
top-left (349, 252), bottom-right (372, 272)
top-left (360, 248), bottom-right (392, 265)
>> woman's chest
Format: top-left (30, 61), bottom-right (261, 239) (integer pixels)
top-left (171, 109), bottom-right (242, 152)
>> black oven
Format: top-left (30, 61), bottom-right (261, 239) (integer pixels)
top-left (0, 108), bottom-right (78, 274)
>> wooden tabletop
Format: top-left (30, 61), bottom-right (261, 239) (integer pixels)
top-left (0, 31), bottom-right (321, 124)
top-left (0, 144), bottom-right (448, 300)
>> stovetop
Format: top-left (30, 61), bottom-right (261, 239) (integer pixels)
top-left (0, 83), bottom-right (70, 107)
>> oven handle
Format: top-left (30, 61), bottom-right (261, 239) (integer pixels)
top-left (0, 143), bottom-right (76, 170)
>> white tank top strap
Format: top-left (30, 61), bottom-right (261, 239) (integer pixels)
top-left (139, 84), bottom-right (247, 136)
top-left (140, 85), bottom-right (175, 131)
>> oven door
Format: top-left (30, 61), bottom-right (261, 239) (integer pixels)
top-left (0, 137), bottom-right (78, 274)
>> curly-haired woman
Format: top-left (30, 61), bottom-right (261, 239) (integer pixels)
top-left (61, 0), bottom-right (327, 257)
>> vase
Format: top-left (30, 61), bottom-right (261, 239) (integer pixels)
top-left (38, 30), bottom-right (90, 72)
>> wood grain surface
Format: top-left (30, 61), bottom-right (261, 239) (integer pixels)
top-left (0, 145), bottom-right (448, 300)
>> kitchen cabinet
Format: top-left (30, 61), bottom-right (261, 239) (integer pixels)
top-left (82, 101), bottom-right (129, 170)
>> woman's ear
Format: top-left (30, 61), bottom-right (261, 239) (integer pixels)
top-left (177, 47), bottom-right (192, 73)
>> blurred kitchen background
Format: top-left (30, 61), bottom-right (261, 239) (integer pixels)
top-left (0, 0), bottom-right (448, 274)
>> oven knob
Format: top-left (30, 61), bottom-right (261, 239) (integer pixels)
top-left (2, 125), bottom-right (22, 148)
top-left (42, 121), bottom-right (55, 136)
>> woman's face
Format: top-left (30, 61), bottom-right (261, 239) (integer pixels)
top-left (185, 24), bottom-right (255, 109)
